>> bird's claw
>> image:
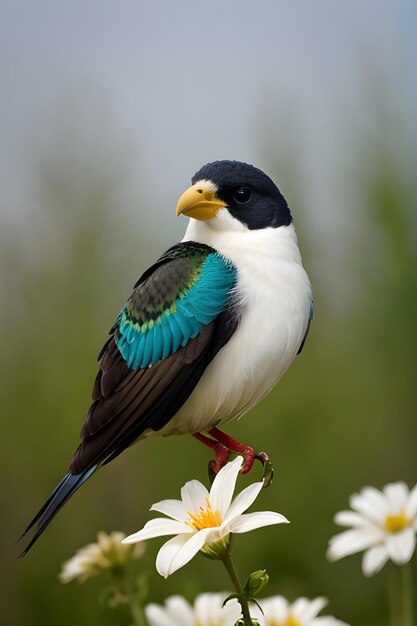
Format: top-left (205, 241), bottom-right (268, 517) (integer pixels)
top-left (208, 448), bottom-right (273, 487)
top-left (208, 443), bottom-right (230, 483)
top-left (255, 451), bottom-right (274, 487)
top-left (239, 445), bottom-right (256, 474)
top-left (196, 429), bottom-right (273, 485)
top-left (208, 462), bottom-right (216, 484)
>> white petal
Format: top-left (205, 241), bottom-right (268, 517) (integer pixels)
top-left (405, 484), bottom-right (417, 519)
top-left (194, 593), bottom-right (221, 626)
top-left (249, 604), bottom-right (265, 626)
top-left (334, 511), bottom-right (372, 528)
top-left (122, 518), bottom-right (193, 543)
top-left (350, 487), bottom-right (388, 523)
top-left (145, 603), bottom-right (177, 626)
top-left (385, 527), bottom-right (416, 564)
top-left (209, 456), bottom-right (243, 519)
top-left (327, 528), bottom-right (381, 561)
top-left (145, 597), bottom-right (195, 626)
top-left (259, 596), bottom-right (289, 623)
top-left (156, 528), bottom-right (212, 577)
top-left (194, 592), bottom-right (241, 626)
top-left (168, 528), bottom-right (213, 575)
top-left (218, 597), bottom-right (242, 626)
top-left (383, 482), bottom-right (409, 511)
top-left (150, 499), bottom-right (188, 522)
top-left (164, 596), bottom-right (195, 626)
top-left (222, 481), bottom-right (264, 527)
top-left (59, 555), bottom-right (90, 583)
top-left (293, 597), bottom-right (328, 622)
top-left (228, 511), bottom-right (289, 534)
top-left (290, 598), bottom-right (310, 621)
top-left (156, 535), bottom-right (190, 578)
top-left (362, 546), bottom-right (389, 576)
top-left (181, 480), bottom-right (209, 514)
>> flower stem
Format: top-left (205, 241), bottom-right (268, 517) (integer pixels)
top-left (401, 562), bottom-right (414, 626)
top-left (221, 550), bottom-right (253, 626)
top-left (129, 594), bottom-right (148, 626)
top-left (388, 565), bottom-right (400, 626)
top-left (111, 568), bottom-right (149, 626)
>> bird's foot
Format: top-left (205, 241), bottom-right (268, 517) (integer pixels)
top-left (208, 427), bottom-right (255, 473)
top-left (192, 433), bottom-right (230, 482)
top-left (192, 429), bottom-right (274, 486)
top-left (208, 443), bottom-right (230, 475)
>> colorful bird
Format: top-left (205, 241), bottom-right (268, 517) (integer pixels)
top-left (20, 160), bottom-right (312, 554)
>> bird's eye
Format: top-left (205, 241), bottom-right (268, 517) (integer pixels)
top-left (233, 186), bottom-right (252, 204)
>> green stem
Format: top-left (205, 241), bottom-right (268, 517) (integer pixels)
top-left (111, 567), bottom-right (149, 626)
top-left (388, 565), bottom-right (400, 626)
top-left (401, 562), bottom-right (414, 626)
top-left (129, 594), bottom-right (148, 626)
top-left (221, 550), bottom-right (253, 626)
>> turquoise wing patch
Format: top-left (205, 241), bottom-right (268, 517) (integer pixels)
top-left (115, 248), bottom-right (236, 370)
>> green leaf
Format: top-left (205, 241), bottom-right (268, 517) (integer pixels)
top-left (222, 593), bottom-right (240, 607)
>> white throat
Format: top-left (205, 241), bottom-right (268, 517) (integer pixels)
top-left (182, 212), bottom-right (304, 269)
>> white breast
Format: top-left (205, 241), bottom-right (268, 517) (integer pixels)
top-left (159, 218), bottom-right (312, 436)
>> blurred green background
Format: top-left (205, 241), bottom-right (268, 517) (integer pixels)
top-left (1, 2), bottom-right (416, 625)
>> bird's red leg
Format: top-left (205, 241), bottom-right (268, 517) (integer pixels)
top-left (193, 430), bottom-right (272, 485)
top-left (192, 433), bottom-right (230, 474)
top-left (207, 427), bottom-right (260, 474)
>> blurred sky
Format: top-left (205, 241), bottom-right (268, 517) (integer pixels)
top-left (0, 0), bottom-right (416, 236)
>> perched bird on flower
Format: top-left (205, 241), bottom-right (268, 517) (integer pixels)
top-left (327, 481), bottom-right (417, 576)
top-left (21, 160), bottom-right (312, 554)
top-left (145, 593), bottom-right (241, 626)
top-left (122, 456), bottom-right (288, 577)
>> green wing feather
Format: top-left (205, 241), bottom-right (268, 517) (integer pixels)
top-left (115, 242), bottom-right (237, 369)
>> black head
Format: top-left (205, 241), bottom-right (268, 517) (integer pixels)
top-left (191, 160), bottom-right (292, 230)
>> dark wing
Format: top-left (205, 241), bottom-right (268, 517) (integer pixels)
top-left (20, 241), bottom-right (238, 555)
top-left (70, 241), bottom-right (239, 474)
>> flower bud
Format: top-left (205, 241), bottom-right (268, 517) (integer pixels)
top-left (244, 569), bottom-right (269, 598)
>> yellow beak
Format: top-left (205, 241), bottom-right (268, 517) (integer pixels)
top-left (176, 183), bottom-right (227, 221)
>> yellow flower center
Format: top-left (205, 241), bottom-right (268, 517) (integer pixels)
top-left (186, 498), bottom-right (221, 531)
top-left (385, 509), bottom-right (410, 534)
top-left (269, 618), bottom-right (301, 626)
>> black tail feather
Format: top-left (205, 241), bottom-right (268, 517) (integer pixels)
top-left (18, 473), bottom-right (73, 541)
top-left (19, 465), bottom-right (98, 557)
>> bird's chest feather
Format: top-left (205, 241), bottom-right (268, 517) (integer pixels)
top-left (159, 223), bottom-right (312, 436)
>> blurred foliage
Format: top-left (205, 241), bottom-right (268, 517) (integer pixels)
top-left (0, 99), bottom-right (416, 626)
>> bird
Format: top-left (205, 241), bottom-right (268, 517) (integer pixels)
top-left (20, 160), bottom-right (313, 555)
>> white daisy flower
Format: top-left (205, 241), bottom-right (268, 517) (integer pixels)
top-left (123, 456), bottom-right (289, 578)
top-left (327, 481), bottom-right (417, 576)
top-left (253, 596), bottom-right (349, 626)
top-left (59, 531), bottom-right (145, 583)
top-left (145, 592), bottom-right (241, 626)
